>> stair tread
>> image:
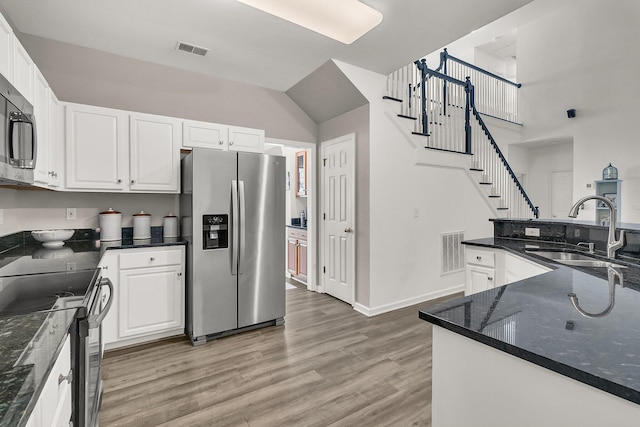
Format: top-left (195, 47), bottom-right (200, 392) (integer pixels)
top-left (383, 95), bottom-right (402, 102)
top-left (398, 114), bottom-right (417, 120)
top-left (479, 182), bottom-right (492, 185)
top-left (411, 132), bottom-right (430, 137)
top-left (497, 207), bottom-right (509, 210)
top-left (488, 195), bottom-right (500, 198)
top-left (469, 168), bottom-right (483, 171)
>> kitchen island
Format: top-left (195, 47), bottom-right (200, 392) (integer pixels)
top-left (420, 237), bottom-right (640, 426)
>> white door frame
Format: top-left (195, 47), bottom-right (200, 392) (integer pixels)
top-left (549, 169), bottom-right (573, 219)
top-left (319, 133), bottom-right (356, 305)
top-left (266, 137), bottom-right (318, 292)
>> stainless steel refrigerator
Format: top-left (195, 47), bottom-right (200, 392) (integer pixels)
top-left (180, 148), bottom-right (285, 345)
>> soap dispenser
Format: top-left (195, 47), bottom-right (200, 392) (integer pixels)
top-left (300, 210), bottom-right (306, 228)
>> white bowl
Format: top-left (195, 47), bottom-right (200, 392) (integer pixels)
top-left (31, 229), bottom-right (75, 248)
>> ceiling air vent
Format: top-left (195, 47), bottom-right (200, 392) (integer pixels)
top-left (176, 41), bottom-right (209, 57)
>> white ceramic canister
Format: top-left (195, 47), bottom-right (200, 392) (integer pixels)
top-left (163, 213), bottom-right (178, 238)
top-left (133, 210), bottom-right (152, 239)
top-left (99, 208), bottom-right (122, 241)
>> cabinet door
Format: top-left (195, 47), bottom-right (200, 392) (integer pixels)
top-left (182, 120), bottom-right (228, 150)
top-left (33, 69), bottom-right (50, 185)
top-left (298, 240), bottom-right (308, 280)
top-left (12, 40), bottom-right (33, 103)
top-left (37, 335), bottom-right (71, 427)
top-left (118, 264), bottom-right (184, 338)
top-left (228, 125), bottom-right (264, 153)
top-left (65, 104), bottom-right (128, 190)
top-left (465, 265), bottom-right (496, 295)
top-left (0, 13), bottom-right (13, 82)
top-left (130, 114), bottom-right (181, 192)
top-left (47, 93), bottom-right (62, 187)
top-left (504, 252), bottom-right (550, 285)
top-left (287, 238), bottom-right (298, 275)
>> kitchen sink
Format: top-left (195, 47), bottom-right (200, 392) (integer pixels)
top-left (525, 250), bottom-right (627, 269)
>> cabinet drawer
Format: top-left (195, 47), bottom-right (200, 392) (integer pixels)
top-left (287, 228), bottom-right (307, 240)
top-left (119, 249), bottom-right (182, 269)
top-left (465, 247), bottom-right (495, 268)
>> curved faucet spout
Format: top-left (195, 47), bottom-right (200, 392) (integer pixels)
top-left (568, 267), bottom-right (623, 318)
top-left (568, 195), bottom-right (625, 259)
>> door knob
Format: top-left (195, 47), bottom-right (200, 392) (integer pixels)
top-left (345, 227), bottom-right (354, 233)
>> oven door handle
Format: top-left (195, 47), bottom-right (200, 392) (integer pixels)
top-left (88, 278), bottom-right (113, 329)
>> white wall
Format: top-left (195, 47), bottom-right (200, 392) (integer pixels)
top-left (0, 188), bottom-right (177, 236)
top-left (508, 142), bottom-right (573, 218)
top-left (517, 0), bottom-right (640, 222)
top-left (335, 61), bottom-right (494, 314)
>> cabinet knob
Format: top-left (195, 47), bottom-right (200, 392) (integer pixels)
top-left (150, 257), bottom-right (155, 261)
top-left (117, 179), bottom-right (122, 183)
top-left (218, 140), bottom-right (224, 145)
top-left (178, 272), bottom-right (182, 277)
top-left (476, 256), bottom-right (482, 261)
top-left (102, 265), bottom-right (108, 270)
top-left (488, 277), bottom-right (493, 281)
top-left (58, 369), bottom-right (73, 385)
top-left (131, 180), bottom-right (135, 184)
top-left (229, 141), bottom-right (234, 146)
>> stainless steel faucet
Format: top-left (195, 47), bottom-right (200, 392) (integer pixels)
top-left (568, 195), bottom-right (625, 259)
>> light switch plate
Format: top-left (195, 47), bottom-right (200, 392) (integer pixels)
top-left (525, 227), bottom-right (540, 237)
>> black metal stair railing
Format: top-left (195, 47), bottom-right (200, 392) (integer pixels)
top-left (383, 51), bottom-right (538, 218)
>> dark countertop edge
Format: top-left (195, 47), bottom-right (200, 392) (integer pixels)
top-left (418, 311), bottom-right (640, 405)
top-left (102, 239), bottom-right (188, 251)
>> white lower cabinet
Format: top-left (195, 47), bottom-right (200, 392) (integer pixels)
top-left (465, 246), bottom-right (550, 295)
top-left (100, 246), bottom-right (185, 349)
top-left (25, 334), bottom-right (72, 427)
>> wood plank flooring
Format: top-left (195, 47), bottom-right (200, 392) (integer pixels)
top-left (100, 285), bottom-right (456, 426)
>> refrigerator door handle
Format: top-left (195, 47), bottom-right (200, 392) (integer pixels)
top-left (231, 179), bottom-right (239, 275)
top-left (238, 180), bottom-right (246, 274)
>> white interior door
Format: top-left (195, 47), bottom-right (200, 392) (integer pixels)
top-left (551, 171), bottom-right (573, 218)
top-left (321, 134), bottom-right (355, 305)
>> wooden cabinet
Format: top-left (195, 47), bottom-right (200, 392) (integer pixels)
top-left (65, 104), bottom-right (181, 193)
top-left (100, 246), bottom-right (185, 349)
top-left (183, 119), bottom-right (265, 153)
top-left (25, 335), bottom-right (72, 427)
top-left (287, 228), bottom-right (307, 283)
top-left (594, 179), bottom-right (622, 225)
top-left (129, 113), bottom-right (181, 192)
top-left (465, 246), bottom-right (549, 295)
top-left (295, 150), bottom-right (307, 197)
top-left (0, 13), bottom-right (13, 82)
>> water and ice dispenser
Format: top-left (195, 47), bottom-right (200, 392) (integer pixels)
top-left (203, 214), bottom-right (228, 249)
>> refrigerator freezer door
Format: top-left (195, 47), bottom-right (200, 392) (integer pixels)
top-left (237, 152), bottom-right (286, 328)
top-left (190, 148), bottom-right (238, 338)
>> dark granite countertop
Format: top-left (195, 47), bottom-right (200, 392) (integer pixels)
top-left (0, 229), bottom-right (187, 426)
top-left (419, 236), bottom-right (640, 405)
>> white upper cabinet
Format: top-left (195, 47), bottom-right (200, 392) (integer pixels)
top-left (129, 113), bottom-right (181, 192)
top-left (228, 125), bottom-right (264, 153)
top-left (12, 39), bottom-right (34, 103)
top-left (65, 103), bottom-right (129, 191)
top-left (65, 103), bottom-right (181, 193)
top-left (182, 119), bottom-right (228, 150)
top-left (0, 13), bottom-right (13, 82)
top-left (33, 68), bottom-right (50, 186)
top-left (183, 120), bottom-right (264, 153)
top-left (48, 92), bottom-right (63, 187)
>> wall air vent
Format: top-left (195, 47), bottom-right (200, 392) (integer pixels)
top-left (441, 231), bottom-right (465, 275)
top-left (176, 41), bottom-right (209, 57)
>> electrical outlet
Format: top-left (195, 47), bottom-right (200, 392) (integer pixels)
top-left (66, 262), bottom-right (76, 271)
top-left (66, 208), bottom-right (77, 221)
top-left (525, 227), bottom-right (540, 237)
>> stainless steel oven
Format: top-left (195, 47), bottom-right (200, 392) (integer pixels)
top-left (73, 274), bottom-right (113, 427)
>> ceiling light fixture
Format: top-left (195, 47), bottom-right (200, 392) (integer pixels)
top-left (237, 0), bottom-right (383, 44)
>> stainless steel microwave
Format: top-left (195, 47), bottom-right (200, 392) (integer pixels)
top-left (0, 71), bottom-right (35, 185)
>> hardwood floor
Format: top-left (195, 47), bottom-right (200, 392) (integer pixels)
top-left (100, 285), bottom-right (454, 426)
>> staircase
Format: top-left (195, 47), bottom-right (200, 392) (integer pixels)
top-left (383, 50), bottom-right (538, 219)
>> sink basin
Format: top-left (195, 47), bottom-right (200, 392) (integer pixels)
top-left (525, 250), bottom-right (627, 269)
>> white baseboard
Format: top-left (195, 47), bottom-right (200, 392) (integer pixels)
top-left (354, 284), bottom-right (465, 317)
